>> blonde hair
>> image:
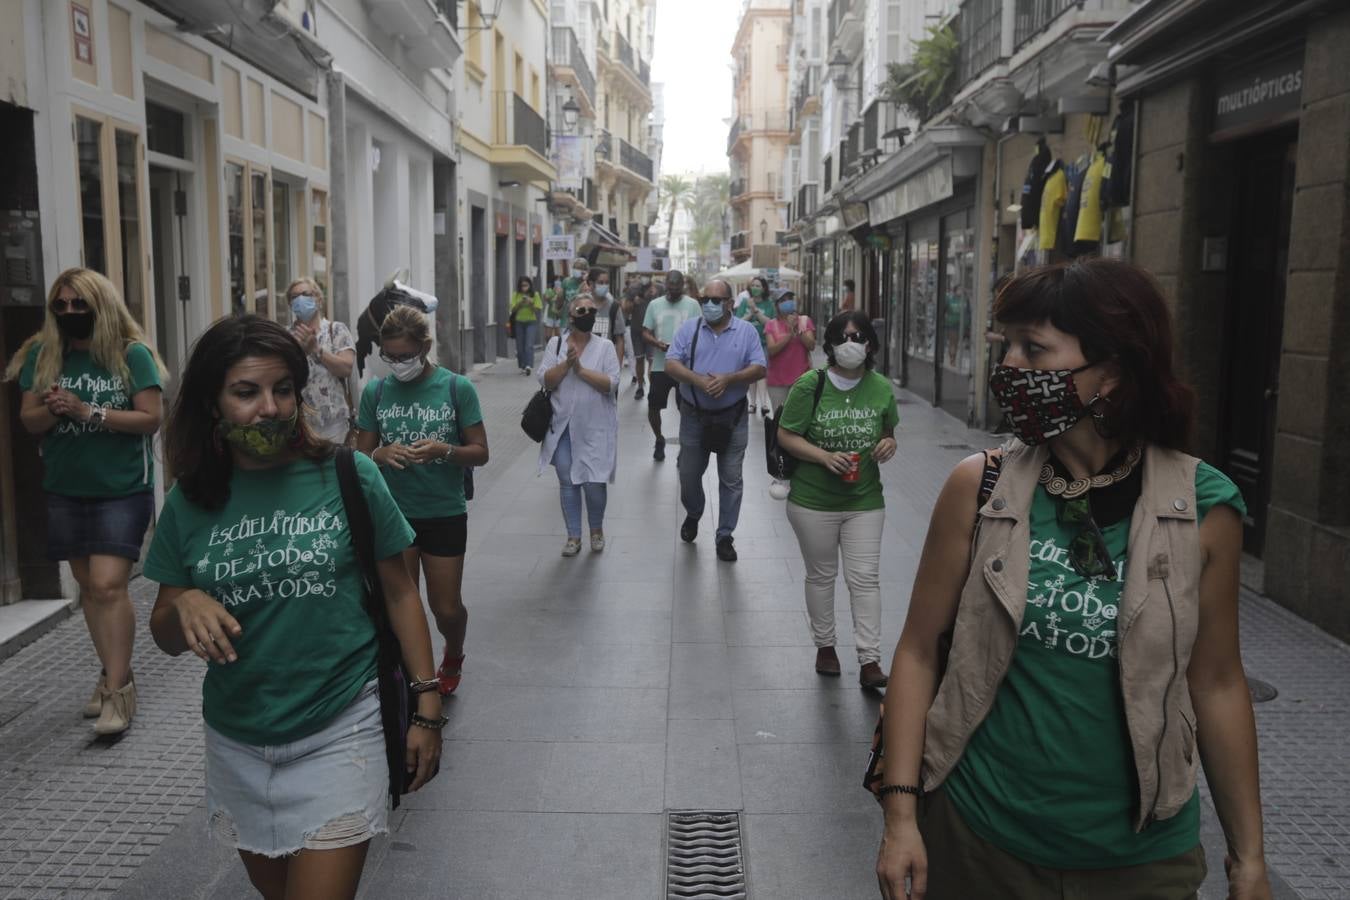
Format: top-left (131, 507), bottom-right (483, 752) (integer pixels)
top-left (3, 267), bottom-right (168, 389)
top-left (285, 277), bottom-right (326, 312)
top-left (379, 304), bottom-right (432, 345)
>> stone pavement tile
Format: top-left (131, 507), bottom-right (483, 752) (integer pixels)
top-left (733, 689), bottom-right (881, 745)
top-left (739, 743), bottom-right (876, 814)
top-left (402, 740), bottom-right (550, 812)
top-left (360, 811), bottom-right (663, 900)
top-left (722, 580), bottom-right (809, 612)
top-left (729, 645), bottom-right (860, 691)
top-left (443, 685), bottom-right (667, 743)
top-left (725, 610), bottom-right (813, 647)
top-left (457, 639), bottom-right (580, 687)
top-left (665, 719), bottom-right (742, 811)
top-left (538, 741), bottom-right (666, 813)
top-left (672, 604), bottom-right (726, 644)
top-left (717, 557), bottom-right (799, 585)
top-left (538, 580), bottom-right (676, 613)
top-left (744, 812), bottom-right (880, 900)
top-left (570, 642), bottom-right (671, 690)
top-left (668, 643), bottom-right (733, 720)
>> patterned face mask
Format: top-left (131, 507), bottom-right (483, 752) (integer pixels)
top-left (989, 363), bottom-right (1094, 445)
top-left (218, 411), bottom-right (298, 460)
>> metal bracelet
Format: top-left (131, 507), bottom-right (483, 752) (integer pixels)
top-left (409, 712), bottom-right (449, 730)
top-left (408, 678), bottom-right (441, 694)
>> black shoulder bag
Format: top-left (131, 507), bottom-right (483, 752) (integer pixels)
top-left (862, 449), bottom-right (1004, 800)
top-left (335, 446), bottom-right (421, 807)
top-left (521, 336), bottom-right (564, 442)
top-left (683, 322), bottom-right (745, 455)
top-left (764, 368), bottom-right (827, 480)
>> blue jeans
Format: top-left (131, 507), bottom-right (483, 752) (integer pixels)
top-left (677, 405), bottom-right (750, 541)
top-left (515, 320), bottom-right (538, 369)
top-left (552, 428), bottom-right (608, 538)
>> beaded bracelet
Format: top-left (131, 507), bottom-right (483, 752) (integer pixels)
top-left (409, 679), bottom-right (441, 694)
top-left (410, 712), bottom-right (449, 730)
top-left (878, 784), bottom-right (924, 799)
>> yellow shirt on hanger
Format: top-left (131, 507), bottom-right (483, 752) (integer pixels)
top-left (1039, 166), bottom-right (1068, 251)
top-left (1074, 153), bottom-right (1108, 244)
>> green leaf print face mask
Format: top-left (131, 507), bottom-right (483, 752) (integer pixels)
top-left (217, 411), bottom-right (298, 461)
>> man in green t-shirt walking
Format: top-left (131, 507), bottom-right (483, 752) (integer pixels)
top-left (641, 270), bottom-right (701, 461)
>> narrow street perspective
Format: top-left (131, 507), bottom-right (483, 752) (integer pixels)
top-left (2, 0), bottom-right (1350, 899)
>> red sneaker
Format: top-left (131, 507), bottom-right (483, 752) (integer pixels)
top-left (437, 650), bottom-right (465, 695)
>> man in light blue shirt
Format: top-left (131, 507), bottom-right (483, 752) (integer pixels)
top-left (664, 277), bottom-right (768, 562)
top-left (641, 270), bottom-right (702, 461)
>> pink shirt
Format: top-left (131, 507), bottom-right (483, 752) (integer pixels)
top-left (764, 316), bottom-right (815, 386)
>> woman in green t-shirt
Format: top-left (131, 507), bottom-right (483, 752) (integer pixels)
top-left (145, 315), bottom-right (442, 896)
top-left (876, 260), bottom-right (1270, 900)
top-left (356, 306), bottom-right (488, 696)
top-left (4, 267), bottom-right (167, 736)
top-left (509, 276), bottom-right (544, 375)
top-left (775, 311), bottom-right (898, 691)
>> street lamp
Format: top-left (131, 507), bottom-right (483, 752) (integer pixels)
top-left (561, 97), bottom-right (580, 133)
top-left (828, 49), bottom-right (854, 88)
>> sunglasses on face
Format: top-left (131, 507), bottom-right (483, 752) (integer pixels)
top-left (572, 307), bottom-right (597, 316)
top-left (840, 332), bottom-right (867, 344)
top-left (1058, 495), bottom-right (1118, 580)
top-left (51, 297), bottom-right (90, 314)
top-left (379, 350), bottom-right (421, 365)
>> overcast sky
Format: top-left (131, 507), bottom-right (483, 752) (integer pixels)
top-left (651, 0), bottom-right (740, 177)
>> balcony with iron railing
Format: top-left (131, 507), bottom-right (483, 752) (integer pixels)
top-left (727, 110), bottom-right (792, 154)
top-left (611, 31), bottom-right (651, 90)
top-left (793, 67), bottom-right (820, 118)
top-left (551, 26), bottom-right (596, 107)
top-left (730, 178), bottom-right (748, 200)
top-left (492, 92), bottom-right (549, 157)
top-left (823, 154), bottom-right (833, 193)
top-left (628, 222), bottom-right (642, 246)
top-left (1014, 0), bottom-right (1078, 52)
top-left (796, 183), bottom-right (818, 221)
top-left (730, 231), bottom-right (750, 255)
top-left (827, 0), bottom-right (861, 53)
top-left (618, 137), bottom-right (654, 182)
top-left (958, 0), bottom-right (1005, 85)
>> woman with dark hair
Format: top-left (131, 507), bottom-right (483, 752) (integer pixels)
top-left (734, 276), bottom-right (776, 415)
top-left (356, 305), bottom-right (488, 694)
top-left (5, 267), bottom-right (167, 735)
top-left (876, 259), bottom-right (1270, 900)
top-left (144, 315), bottom-right (443, 898)
top-left (510, 276), bottom-right (543, 375)
top-left (774, 310), bottom-right (898, 689)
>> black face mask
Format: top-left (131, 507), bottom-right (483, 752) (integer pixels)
top-left (666, 288), bottom-right (683, 302)
top-left (55, 312), bottom-right (96, 340)
top-left (571, 310), bottom-right (596, 333)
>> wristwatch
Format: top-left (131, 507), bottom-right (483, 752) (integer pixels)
top-left (444, 443), bottom-right (456, 461)
top-left (87, 405), bottom-right (107, 429)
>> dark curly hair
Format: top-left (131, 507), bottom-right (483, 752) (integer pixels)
top-left (822, 310), bottom-right (880, 369)
top-left (993, 258), bottom-right (1196, 450)
top-left (165, 315), bottom-right (333, 510)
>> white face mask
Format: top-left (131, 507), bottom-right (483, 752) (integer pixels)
top-left (833, 340), bottom-right (868, 371)
top-left (389, 358), bottom-right (424, 382)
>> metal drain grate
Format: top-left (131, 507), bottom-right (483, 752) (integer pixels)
top-left (666, 811), bottom-right (747, 899)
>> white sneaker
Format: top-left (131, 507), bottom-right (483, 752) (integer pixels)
top-left (561, 538), bottom-right (582, 557)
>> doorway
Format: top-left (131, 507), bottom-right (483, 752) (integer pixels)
top-left (1219, 129), bottom-right (1297, 556)
top-left (148, 167), bottom-right (192, 378)
top-left (495, 233), bottom-right (510, 358)
top-left (471, 206), bottom-right (487, 363)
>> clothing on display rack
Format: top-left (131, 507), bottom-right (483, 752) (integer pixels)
top-left (1102, 106), bottom-right (1136, 211)
top-left (1039, 160), bottom-right (1068, 252)
top-left (1020, 138), bottom-right (1054, 231)
top-left (1072, 150), bottom-right (1109, 253)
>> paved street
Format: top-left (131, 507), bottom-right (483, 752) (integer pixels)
top-left (0, 359), bottom-right (1347, 899)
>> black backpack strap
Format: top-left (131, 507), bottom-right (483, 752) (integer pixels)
top-left (335, 447), bottom-right (379, 604)
top-left (685, 322), bottom-right (702, 411)
top-left (976, 450), bottom-right (1003, 512)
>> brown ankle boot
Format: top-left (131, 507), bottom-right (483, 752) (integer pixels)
top-left (94, 674), bottom-right (136, 735)
top-left (859, 662), bottom-right (889, 690)
top-left (815, 647), bottom-right (842, 676)
top-left (83, 673), bottom-right (108, 718)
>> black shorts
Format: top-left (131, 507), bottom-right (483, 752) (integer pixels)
top-left (406, 514), bottom-right (468, 558)
top-left (647, 371), bottom-right (678, 410)
top-left (629, 326), bottom-right (648, 357)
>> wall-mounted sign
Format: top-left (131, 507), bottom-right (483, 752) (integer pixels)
top-left (543, 234), bottom-right (575, 261)
top-left (495, 211), bottom-right (509, 236)
top-left (514, 218), bottom-right (526, 241)
top-left (553, 136), bottom-right (585, 191)
top-left (635, 247), bottom-right (669, 272)
top-left (1213, 52), bottom-right (1303, 139)
top-left (867, 157), bottom-right (954, 225)
top-left (532, 223), bottom-right (542, 244)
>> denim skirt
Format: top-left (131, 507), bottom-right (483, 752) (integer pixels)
top-left (45, 492), bottom-right (154, 562)
top-left (203, 681), bottom-right (389, 857)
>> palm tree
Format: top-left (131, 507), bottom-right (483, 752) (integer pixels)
top-left (659, 174), bottom-right (693, 251)
top-left (690, 222), bottom-right (721, 275)
top-left (696, 174), bottom-right (732, 241)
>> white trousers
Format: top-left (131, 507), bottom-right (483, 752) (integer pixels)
top-left (748, 378), bottom-right (772, 412)
top-left (785, 502), bottom-right (885, 664)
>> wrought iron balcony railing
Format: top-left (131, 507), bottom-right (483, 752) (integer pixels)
top-left (551, 26), bottom-right (595, 106)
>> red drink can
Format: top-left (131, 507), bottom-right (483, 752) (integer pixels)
top-left (841, 452), bottom-right (862, 483)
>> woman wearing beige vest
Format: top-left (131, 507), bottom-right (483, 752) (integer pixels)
top-left (876, 260), bottom-right (1270, 900)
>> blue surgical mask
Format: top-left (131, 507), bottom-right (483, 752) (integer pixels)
top-left (290, 295), bottom-right (318, 322)
top-left (780, 300), bottom-right (797, 315)
top-left (702, 300), bottom-right (727, 324)
top-left (594, 284), bottom-right (610, 298)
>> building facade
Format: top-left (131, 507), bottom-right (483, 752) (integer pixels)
top-left (729, 0), bottom-right (792, 264)
top-left (1104, 0), bottom-right (1350, 640)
